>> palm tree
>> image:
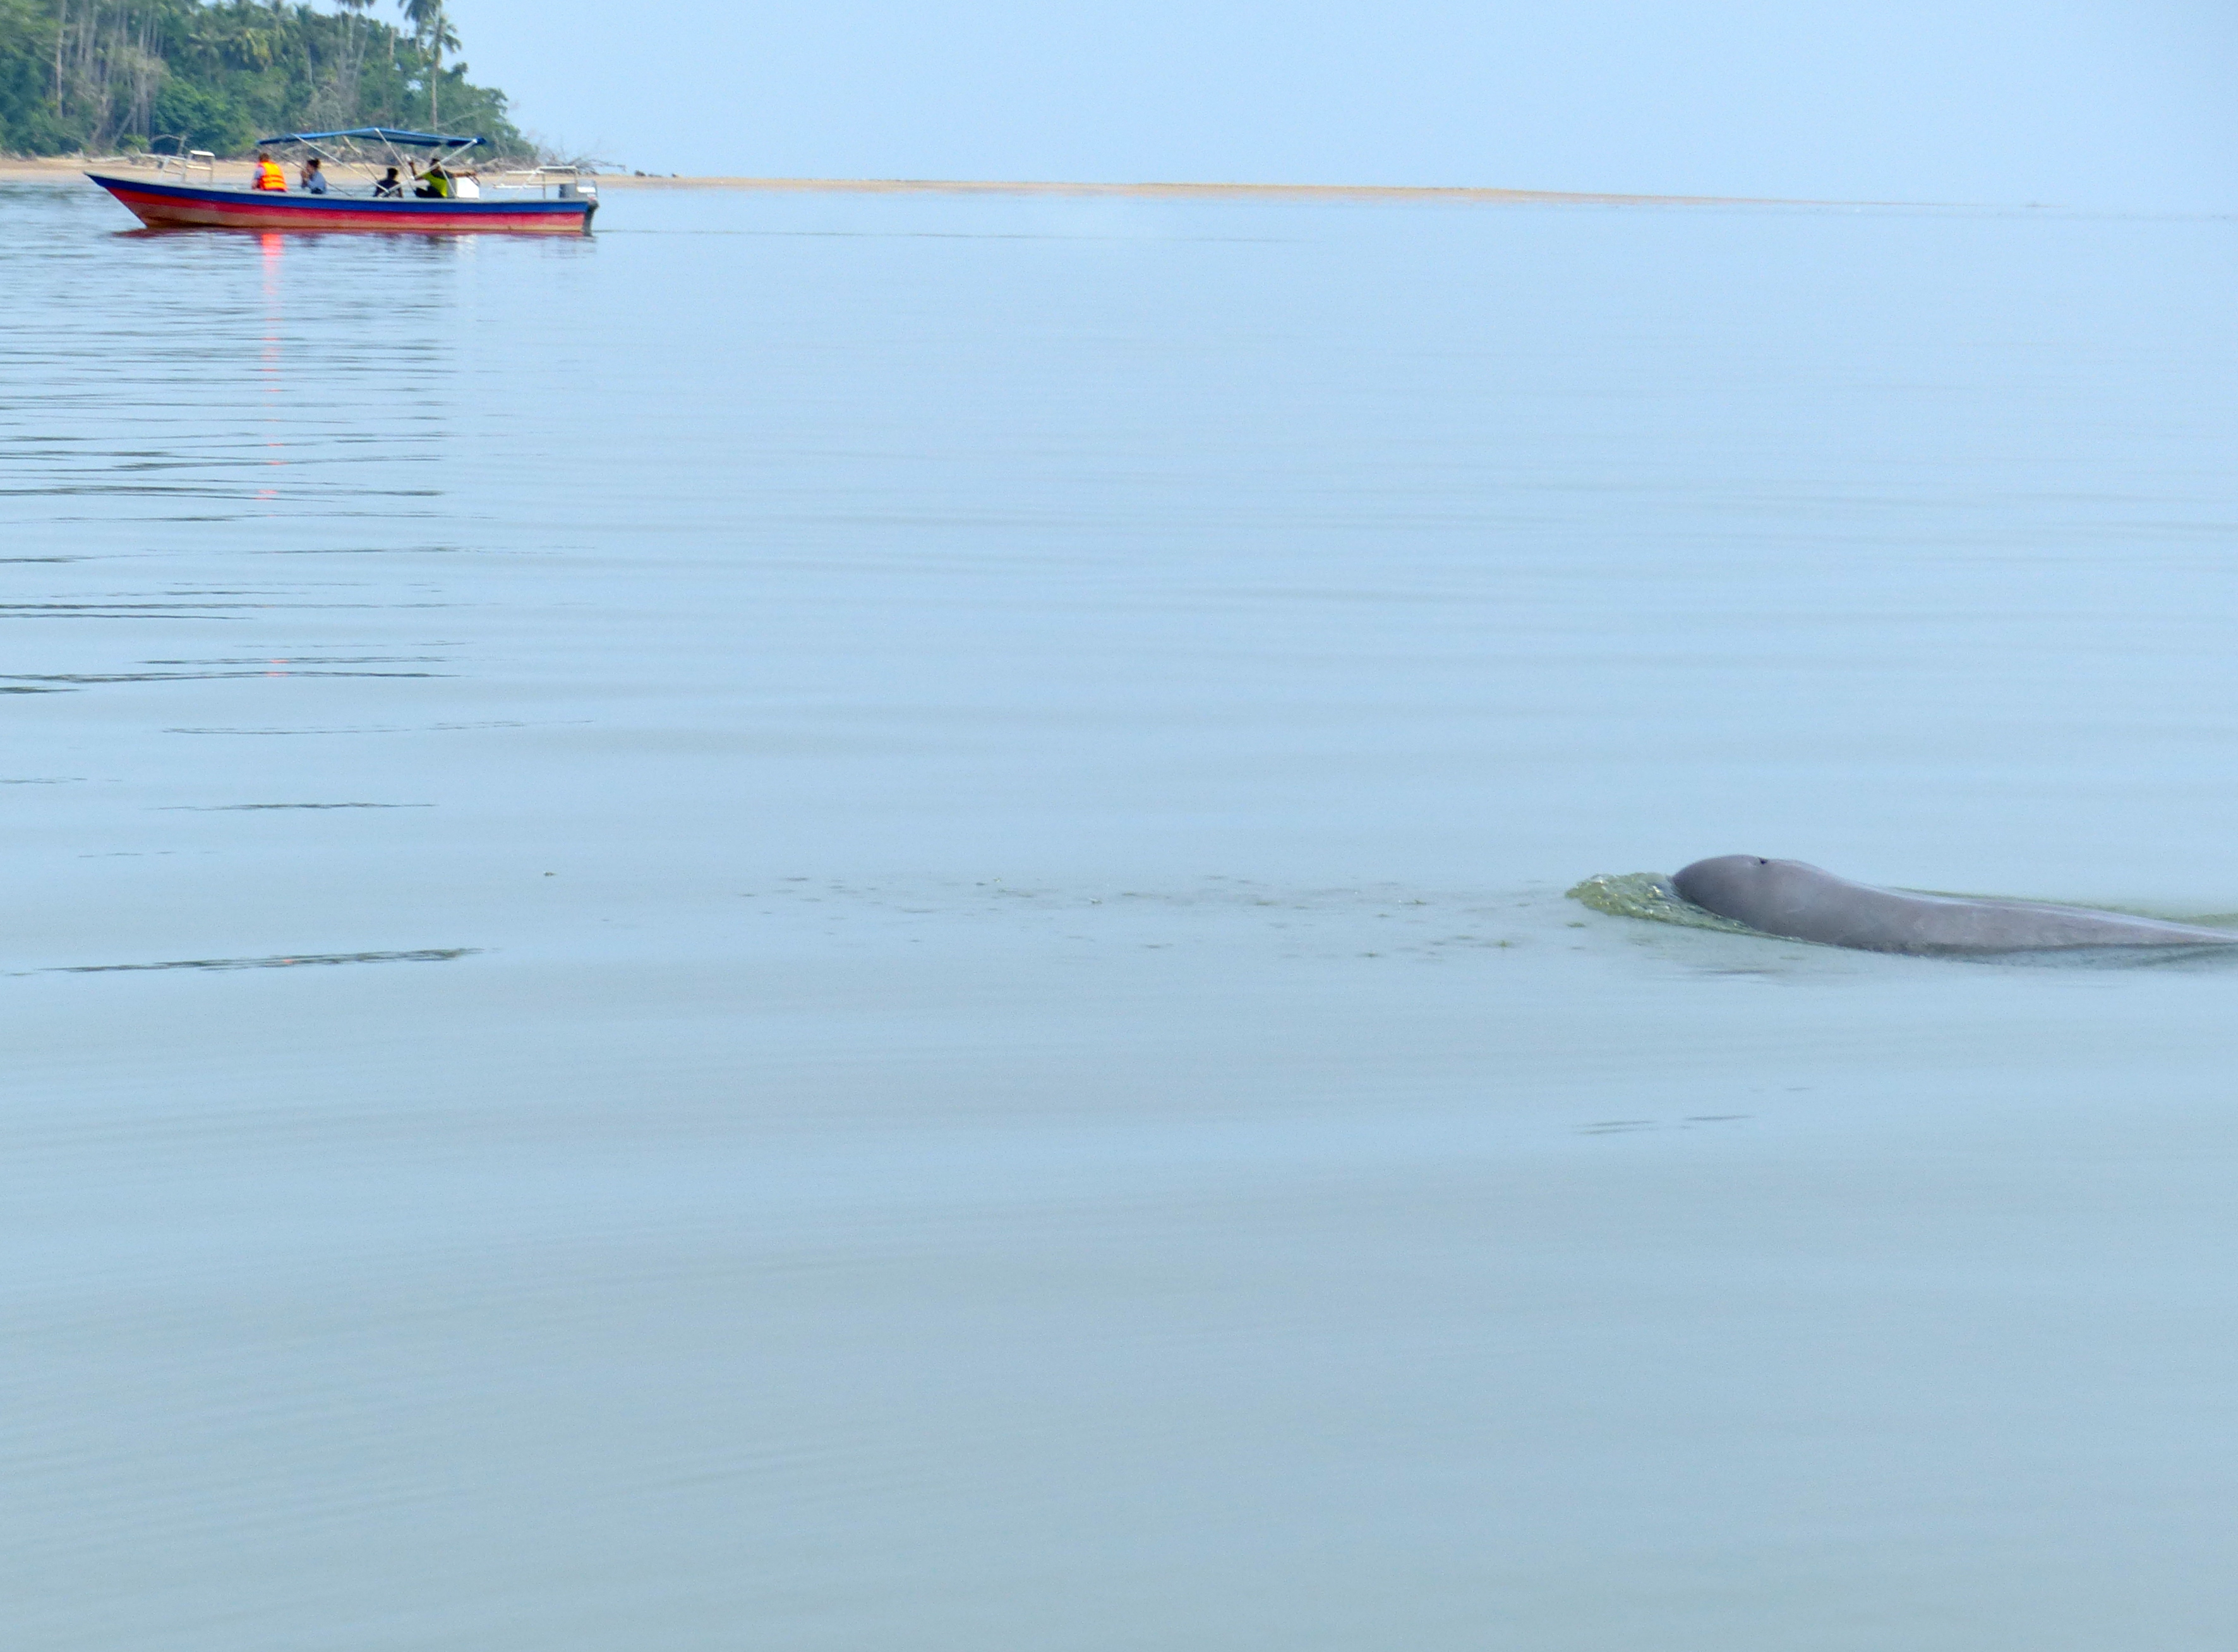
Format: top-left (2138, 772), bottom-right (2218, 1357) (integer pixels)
top-left (320, 0), bottom-right (376, 126)
top-left (398, 0), bottom-right (460, 127)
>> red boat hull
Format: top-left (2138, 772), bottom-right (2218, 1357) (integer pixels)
top-left (87, 171), bottom-right (594, 234)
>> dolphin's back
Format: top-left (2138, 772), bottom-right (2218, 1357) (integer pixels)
top-left (1675, 857), bottom-right (2238, 954)
top-left (1797, 879), bottom-right (2225, 952)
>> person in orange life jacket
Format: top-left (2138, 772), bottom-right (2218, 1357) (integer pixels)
top-left (251, 151), bottom-right (286, 191)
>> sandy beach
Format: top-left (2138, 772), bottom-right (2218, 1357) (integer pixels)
top-left (1, 154), bottom-right (1787, 204)
top-left (0, 157), bottom-right (92, 180)
top-left (578, 174), bottom-right (1781, 206)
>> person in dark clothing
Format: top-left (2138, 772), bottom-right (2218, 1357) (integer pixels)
top-left (373, 167), bottom-right (404, 198)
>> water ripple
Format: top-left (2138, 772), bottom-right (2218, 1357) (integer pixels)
top-left (44, 948), bottom-right (477, 975)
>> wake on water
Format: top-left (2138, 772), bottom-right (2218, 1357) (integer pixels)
top-left (1565, 872), bottom-right (1759, 935)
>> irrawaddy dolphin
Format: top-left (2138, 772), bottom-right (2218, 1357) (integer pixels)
top-left (1671, 856), bottom-right (2238, 955)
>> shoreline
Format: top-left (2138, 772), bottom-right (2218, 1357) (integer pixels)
top-left (1, 155), bottom-right (1815, 205)
top-left (580, 174), bottom-right (1801, 207)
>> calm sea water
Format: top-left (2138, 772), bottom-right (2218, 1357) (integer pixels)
top-left (6, 179), bottom-right (2238, 1649)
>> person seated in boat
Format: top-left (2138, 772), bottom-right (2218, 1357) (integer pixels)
top-left (299, 155), bottom-right (328, 194)
top-left (412, 161), bottom-right (452, 199)
top-left (251, 151), bottom-right (286, 191)
top-left (372, 167), bottom-right (404, 198)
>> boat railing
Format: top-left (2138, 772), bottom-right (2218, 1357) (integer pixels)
top-left (95, 144), bottom-right (217, 183)
top-left (483, 166), bottom-right (599, 202)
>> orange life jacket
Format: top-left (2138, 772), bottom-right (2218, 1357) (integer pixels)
top-left (253, 160), bottom-right (286, 191)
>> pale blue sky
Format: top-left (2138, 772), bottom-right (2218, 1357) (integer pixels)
top-left (450, 0), bottom-right (2235, 206)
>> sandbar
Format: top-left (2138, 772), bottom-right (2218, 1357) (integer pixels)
top-left (1, 155), bottom-right (1814, 205)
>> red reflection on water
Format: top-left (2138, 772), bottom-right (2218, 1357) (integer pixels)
top-left (259, 234), bottom-right (285, 503)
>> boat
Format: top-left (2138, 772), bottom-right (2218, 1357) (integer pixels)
top-left (85, 128), bottom-right (597, 234)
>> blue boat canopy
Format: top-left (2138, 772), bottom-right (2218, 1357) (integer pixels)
top-left (257, 127), bottom-right (488, 148)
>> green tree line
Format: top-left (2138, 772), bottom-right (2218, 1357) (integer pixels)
top-left (0, 0), bottom-right (528, 156)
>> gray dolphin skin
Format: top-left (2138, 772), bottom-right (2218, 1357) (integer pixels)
top-left (1671, 856), bottom-right (2238, 955)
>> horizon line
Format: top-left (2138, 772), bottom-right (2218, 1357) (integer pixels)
top-left (1, 155), bottom-right (1938, 207)
top-left (591, 174), bottom-right (1855, 207)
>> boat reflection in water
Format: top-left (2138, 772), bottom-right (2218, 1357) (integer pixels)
top-left (85, 126), bottom-right (597, 236)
